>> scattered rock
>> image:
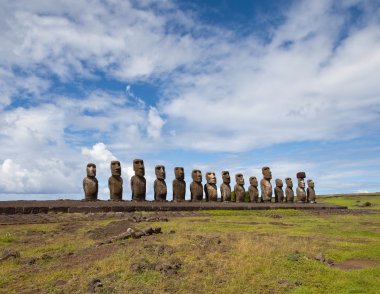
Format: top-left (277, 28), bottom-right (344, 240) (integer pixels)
top-left (169, 230), bottom-right (176, 234)
top-left (155, 245), bottom-right (174, 256)
top-left (96, 227), bottom-right (162, 246)
top-left (131, 258), bottom-right (182, 275)
top-left (0, 248), bottom-right (20, 261)
top-left (314, 253), bottom-right (325, 262)
top-left (356, 202), bottom-right (372, 207)
top-left (87, 278), bottom-right (103, 293)
top-left (25, 257), bottom-right (37, 265)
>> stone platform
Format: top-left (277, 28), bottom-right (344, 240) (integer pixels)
top-left (0, 200), bottom-right (347, 214)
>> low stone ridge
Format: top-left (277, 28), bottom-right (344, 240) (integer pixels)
top-left (0, 200), bottom-right (347, 214)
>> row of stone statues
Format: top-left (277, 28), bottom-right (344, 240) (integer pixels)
top-left (83, 160), bottom-right (317, 203)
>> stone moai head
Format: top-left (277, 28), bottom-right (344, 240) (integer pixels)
top-left (86, 163), bottom-right (96, 177)
top-left (249, 176), bottom-right (258, 186)
top-left (155, 165), bottom-right (166, 180)
top-left (206, 172), bottom-right (216, 184)
top-left (110, 161), bottom-right (121, 176)
top-left (307, 179), bottom-right (315, 188)
top-left (222, 171), bottom-right (230, 184)
top-left (275, 178), bottom-right (283, 188)
top-left (262, 166), bottom-right (272, 180)
top-left (297, 172), bottom-right (306, 188)
top-left (174, 167), bottom-right (184, 180)
top-left (133, 159), bottom-right (145, 177)
top-left (235, 173), bottom-right (244, 185)
top-left (192, 169), bottom-right (202, 183)
top-left (285, 177), bottom-right (293, 188)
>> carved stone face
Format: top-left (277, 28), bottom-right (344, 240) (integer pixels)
top-left (192, 169), bottom-right (202, 182)
top-left (285, 177), bottom-right (293, 188)
top-left (275, 179), bottom-right (283, 187)
top-left (86, 163), bottom-right (96, 177)
top-left (174, 167), bottom-right (184, 180)
top-left (110, 161), bottom-right (121, 176)
top-left (298, 178), bottom-right (305, 189)
top-left (307, 179), bottom-right (315, 188)
top-left (235, 173), bottom-right (244, 185)
top-left (222, 171), bottom-right (230, 184)
top-left (155, 165), bottom-right (166, 180)
top-left (262, 167), bottom-right (272, 180)
top-left (133, 159), bottom-right (145, 177)
top-left (206, 172), bottom-right (216, 184)
top-left (249, 176), bottom-right (258, 186)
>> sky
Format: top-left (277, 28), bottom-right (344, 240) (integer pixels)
top-left (0, 0), bottom-right (379, 200)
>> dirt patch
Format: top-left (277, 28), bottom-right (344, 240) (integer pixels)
top-left (220, 221), bottom-right (261, 225)
top-left (87, 220), bottom-right (133, 240)
top-left (268, 222), bottom-right (295, 227)
top-left (131, 257), bottom-right (182, 276)
top-left (333, 259), bottom-right (379, 270)
top-left (56, 222), bottom-right (83, 234)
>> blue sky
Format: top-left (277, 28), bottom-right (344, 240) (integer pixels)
top-left (0, 0), bottom-right (379, 200)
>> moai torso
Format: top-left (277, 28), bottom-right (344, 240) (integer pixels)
top-left (154, 165), bottom-right (167, 201)
top-left (234, 173), bottom-right (245, 202)
top-left (191, 169), bottom-right (203, 201)
top-left (131, 159), bottom-right (146, 201)
top-left (261, 167), bottom-right (272, 202)
top-left (296, 172), bottom-right (307, 203)
top-left (154, 179), bottom-right (167, 201)
top-left (220, 171), bottom-right (231, 202)
top-left (285, 178), bottom-right (294, 202)
top-left (131, 175), bottom-right (146, 201)
top-left (204, 172), bottom-right (217, 201)
top-left (274, 179), bottom-right (284, 203)
top-left (109, 161), bottom-right (123, 201)
top-left (248, 177), bottom-right (259, 203)
top-left (307, 179), bottom-right (316, 203)
top-left (173, 167), bottom-right (186, 201)
top-left (83, 162), bottom-right (98, 201)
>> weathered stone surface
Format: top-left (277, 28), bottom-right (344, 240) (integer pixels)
top-left (234, 173), bottom-right (245, 202)
top-left (172, 167), bottom-right (186, 202)
top-left (220, 171), bottom-right (231, 202)
top-left (109, 161), bottom-right (123, 201)
top-left (190, 169), bottom-right (203, 201)
top-left (274, 178), bottom-right (285, 203)
top-left (204, 172), bottom-right (217, 201)
top-left (131, 159), bottom-right (146, 201)
top-left (83, 163), bottom-right (98, 201)
top-left (154, 165), bottom-right (167, 201)
top-left (248, 176), bottom-right (259, 203)
top-left (296, 172), bottom-right (306, 179)
top-left (296, 172), bottom-right (307, 203)
top-left (260, 166), bottom-right (272, 202)
top-left (307, 179), bottom-right (316, 203)
top-left (285, 177), bottom-right (295, 203)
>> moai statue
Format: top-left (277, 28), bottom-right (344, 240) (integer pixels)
top-left (248, 176), bottom-right (259, 203)
top-left (260, 166), bottom-right (272, 203)
top-left (173, 167), bottom-right (186, 202)
top-left (274, 179), bottom-right (285, 203)
top-left (307, 179), bottom-right (317, 203)
top-left (296, 172), bottom-right (307, 203)
top-left (220, 171), bottom-right (231, 202)
top-left (131, 159), bottom-right (146, 201)
top-left (83, 163), bottom-right (98, 201)
top-left (154, 165), bottom-right (167, 201)
top-left (204, 172), bottom-right (217, 201)
top-left (109, 160), bottom-right (123, 201)
top-left (285, 177), bottom-right (295, 203)
top-left (234, 173), bottom-right (245, 202)
top-left (190, 169), bottom-right (203, 201)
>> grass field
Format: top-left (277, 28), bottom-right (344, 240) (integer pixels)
top-left (0, 201), bottom-right (379, 293)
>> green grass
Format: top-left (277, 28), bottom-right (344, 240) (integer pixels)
top-left (0, 208), bottom-right (379, 293)
top-left (318, 195), bottom-right (380, 209)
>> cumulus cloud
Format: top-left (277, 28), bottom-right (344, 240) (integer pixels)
top-left (81, 142), bottom-right (116, 162)
top-left (147, 107), bottom-right (165, 139)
